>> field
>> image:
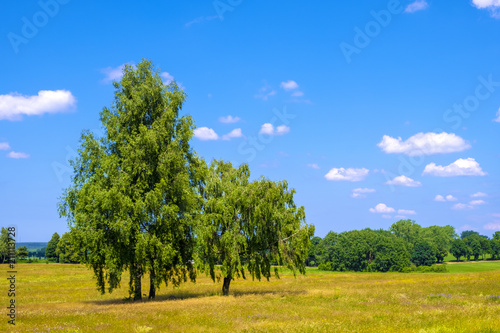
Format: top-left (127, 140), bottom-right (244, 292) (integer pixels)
top-left (2, 263), bottom-right (500, 332)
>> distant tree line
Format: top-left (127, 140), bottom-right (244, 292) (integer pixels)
top-left (450, 230), bottom-right (500, 261)
top-left (307, 220), bottom-right (499, 272)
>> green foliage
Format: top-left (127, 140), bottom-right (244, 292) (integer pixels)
top-left (491, 237), bottom-right (500, 260)
top-left (411, 241), bottom-right (436, 267)
top-left (16, 246), bottom-right (29, 260)
top-left (463, 235), bottom-right (483, 261)
top-left (58, 60), bottom-right (203, 300)
top-left (370, 234), bottom-right (410, 272)
top-left (196, 160), bottom-right (313, 295)
top-left (402, 264), bottom-right (448, 273)
top-left (460, 230), bottom-right (479, 239)
top-left (450, 238), bottom-right (467, 261)
top-left (0, 227), bottom-right (9, 263)
top-left (45, 233), bottom-right (60, 262)
top-left (56, 233), bottom-right (80, 263)
top-left (389, 219), bottom-right (421, 253)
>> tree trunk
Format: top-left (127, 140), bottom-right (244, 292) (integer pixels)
top-left (133, 264), bottom-right (142, 301)
top-left (149, 269), bottom-right (155, 300)
top-left (222, 277), bottom-right (231, 296)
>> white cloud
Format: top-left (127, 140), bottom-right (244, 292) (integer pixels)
top-left (219, 115), bottom-right (241, 124)
top-left (280, 80), bottom-right (299, 91)
top-left (434, 195), bottom-right (446, 202)
top-left (377, 132), bottom-right (470, 156)
top-left (351, 188), bottom-right (375, 198)
top-left (259, 123), bottom-right (290, 136)
top-left (471, 192), bottom-right (488, 198)
top-left (307, 163), bottom-right (320, 170)
top-left (0, 142), bottom-right (10, 150)
top-left (101, 64), bottom-right (126, 83)
top-left (325, 168), bottom-right (369, 182)
top-left (7, 151), bottom-right (29, 159)
top-left (254, 83), bottom-right (277, 101)
top-left (484, 223), bottom-right (500, 231)
top-left (382, 215), bottom-right (393, 219)
top-left (494, 108), bottom-right (500, 122)
top-left (472, 0), bottom-right (500, 18)
top-left (423, 158), bottom-right (487, 177)
top-left (276, 125), bottom-right (290, 135)
top-left (446, 195), bottom-right (458, 202)
top-left (291, 91), bottom-right (304, 97)
top-left (161, 72), bottom-right (175, 85)
top-left (193, 127), bottom-right (219, 141)
top-left (398, 209), bottom-right (416, 215)
top-left (370, 203), bottom-right (395, 214)
top-left (221, 128), bottom-right (243, 141)
top-left (385, 175), bottom-right (422, 187)
top-left (259, 123), bottom-right (274, 135)
top-left (0, 90), bottom-right (76, 121)
top-left (470, 200), bottom-right (486, 206)
top-left (452, 203), bottom-right (473, 210)
top-left (405, 0), bottom-right (429, 13)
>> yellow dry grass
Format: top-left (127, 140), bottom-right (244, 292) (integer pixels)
top-left (1, 264), bottom-right (500, 332)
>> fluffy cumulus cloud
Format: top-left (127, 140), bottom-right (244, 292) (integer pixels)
top-left (405, 0), bottom-right (429, 13)
top-left (351, 188), bottom-right (376, 198)
top-left (494, 108), bottom-right (500, 122)
top-left (219, 115), bottom-right (241, 124)
top-left (471, 192), bottom-right (488, 198)
top-left (472, 0), bottom-right (500, 18)
top-left (7, 151), bottom-right (29, 159)
top-left (435, 194), bottom-right (458, 202)
top-left (280, 80), bottom-right (299, 91)
top-left (193, 127), bottom-right (219, 141)
top-left (0, 90), bottom-right (76, 121)
top-left (377, 132), bottom-right (470, 156)
top-left (324, 168), bottom-right (369, 182)
top-left (484, 223), bottom-right (500, 231)
top-left (221, 128), bottom-right (243, 141)
top-left (423, 158), bottom-right (487, 177)
top-left (370, 203), bottom-right (395, 214)
top-left (470, 200), bottom-right (487, 206)
top-left (385, 175), bottom-right (422, 187)
top-left (0, 142), bottom-right (10, 150)
top-left (259, 123), bottom-right (290, 136)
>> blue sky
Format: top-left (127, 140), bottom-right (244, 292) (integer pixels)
top-left (1, 0), bottom-right (500, 242)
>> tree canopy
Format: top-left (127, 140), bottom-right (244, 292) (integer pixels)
top-left (197, 160), bottom-right (313, 295)
top-left (59, 60), bottom-right (204, 300)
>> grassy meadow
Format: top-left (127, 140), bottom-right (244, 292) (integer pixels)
top-left (2, 263), bottom-right (500, 332)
